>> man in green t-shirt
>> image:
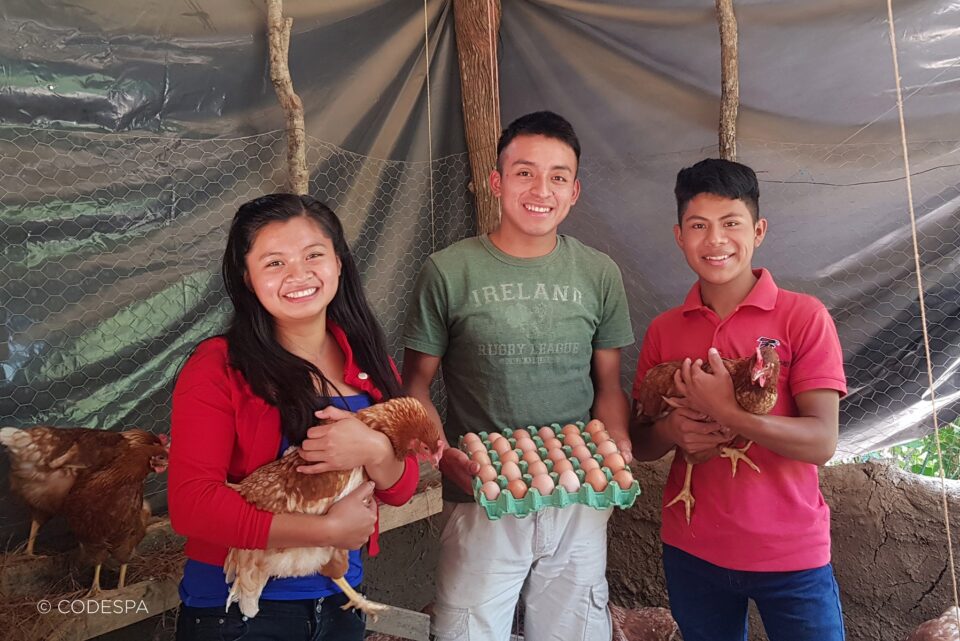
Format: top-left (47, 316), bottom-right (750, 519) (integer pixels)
top-left (402, 111), bottom-right (634, 641)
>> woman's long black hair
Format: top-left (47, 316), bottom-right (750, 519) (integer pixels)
top-left (221, 193), bottom-right (401, 444)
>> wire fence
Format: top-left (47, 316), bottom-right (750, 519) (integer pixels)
top-left (0, 126), bottom-right (475, 537)
top-left (0, 125), bottom-right (958, 538)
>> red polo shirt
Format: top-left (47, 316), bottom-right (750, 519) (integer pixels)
top-left (633, 269), bottom-right (846, 571)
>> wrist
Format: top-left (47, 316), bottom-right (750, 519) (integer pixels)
top-left (369, 431), bottom-right (394, 467)
top-left (718, 404), bottom-right (752, 435)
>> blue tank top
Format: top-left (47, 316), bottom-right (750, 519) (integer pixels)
top-left (179, 394), bottom-right (374, 607)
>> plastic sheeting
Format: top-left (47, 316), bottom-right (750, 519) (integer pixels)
top-left (0, 1), bottom-right (958, 544)
top-left (0, 0), bottom-right (473, 538)
top-left (495, 0), bottom-right (960, 456)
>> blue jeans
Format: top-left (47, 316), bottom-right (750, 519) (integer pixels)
top-left (174, 590), bottom-right (365, 641)
top-left (662, 544), bottom-right (845, 641)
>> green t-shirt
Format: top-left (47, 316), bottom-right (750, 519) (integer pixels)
top-left (403, 234), bottom-right (634, 497)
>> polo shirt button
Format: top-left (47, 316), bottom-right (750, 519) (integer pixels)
top-left (357, 372), bottom-right (369, 380)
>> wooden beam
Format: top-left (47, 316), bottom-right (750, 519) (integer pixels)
top-left (267, 0), bottom-right (309, 194)
top-left (716, 0), bottom-right (739, 160)
top-left (366, 606), bottom-right (431, 640)
top-left (453, 0), bottom-right (502, 234)
top-left (1, 465), bottom-right (442, 640)
top-left (41, 578), bottom-right (180, 641)
top-left (380, 464), bottom-right (441, 533)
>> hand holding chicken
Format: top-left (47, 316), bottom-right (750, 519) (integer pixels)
top-left (636, 345), bottom-right (780, 523)
top-left (223, 397), bottom-right (444, 619)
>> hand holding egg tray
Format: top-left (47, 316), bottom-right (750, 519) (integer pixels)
top-left (460, 420), bottom-right (641, 520)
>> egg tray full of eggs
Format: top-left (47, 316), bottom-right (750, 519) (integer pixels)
top-left (460, 419), bottom-right (641, 520)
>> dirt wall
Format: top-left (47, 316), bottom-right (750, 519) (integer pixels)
top-left (608, 458), bottom-right (960, 641)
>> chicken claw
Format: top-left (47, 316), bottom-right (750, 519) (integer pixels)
top-left (664, 461), bottom-right (695, 525)
top-left (719, 441), bottom-right (760, 477)
top-left (332, 576), bottom-right (390, 620)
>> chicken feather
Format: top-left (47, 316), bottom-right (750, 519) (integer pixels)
top-left (223, 397), bottom-right (444, 618)
top-left (636, 346), bottom-right (780, 523)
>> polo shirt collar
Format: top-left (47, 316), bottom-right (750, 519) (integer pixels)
top-left (681, 268), bottom-right (778, 315)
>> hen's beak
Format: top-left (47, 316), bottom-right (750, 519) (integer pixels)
top-left (430, 440), bottom-right (446, 468)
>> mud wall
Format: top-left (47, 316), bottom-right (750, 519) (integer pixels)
top-left (608, 459), bottom-right (960, 641)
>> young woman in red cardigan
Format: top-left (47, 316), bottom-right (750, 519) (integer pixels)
top-left (169, 194), bottom-right (418, 641)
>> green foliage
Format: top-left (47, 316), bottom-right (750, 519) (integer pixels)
top-left (881, 420), bottom-right (960, 480)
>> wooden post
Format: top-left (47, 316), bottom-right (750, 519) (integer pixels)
top-left (716, 0), bottom-right (739, 161)
top-left (453, 0), bottom-right (501, 234)
top-left (267, 0), bottom-right (309, 194)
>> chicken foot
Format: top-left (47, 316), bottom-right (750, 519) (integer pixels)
top-left (89, 564), bottom-right (102, 595)
top-left (118, 564), bottom-right (128, 589)
top-left (719, 441), bottom-right (760, 477)
top-left (664, 460), bottom-right (695, 525)
top-left (26, 518), bottom-right (40, 556)
top-left (332, 576), bottom-right (389, 620)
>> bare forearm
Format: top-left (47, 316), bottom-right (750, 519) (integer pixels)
top-left (592, 386), bottom-right (629, 441)
top-left (402, 373), bottom-right (448, 445)
top-left (630, 415), bottom-right (677, 461)
top-left (364, 433), bottom-right (406, 489)
top-left (723, 409), bottom-right (837, 465)
top-left (266, 513), bottom-right (338, 548)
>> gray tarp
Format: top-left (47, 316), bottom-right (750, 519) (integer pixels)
top-left (0, 1), bottom-right (958, 543)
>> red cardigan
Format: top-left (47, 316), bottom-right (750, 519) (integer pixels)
top-left (168, 325), bottom-right (417, 565)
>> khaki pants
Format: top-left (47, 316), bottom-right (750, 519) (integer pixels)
top-left (431, 501), bottom-right (612, 641)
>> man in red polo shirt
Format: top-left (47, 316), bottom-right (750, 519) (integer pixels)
top-left (630, 159), bottom-right (847, 641)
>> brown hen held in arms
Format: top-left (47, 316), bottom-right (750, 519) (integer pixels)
top-left (224, 396), bottom-right (444, 619)
top-left (635, 346), bottom-right (780, 524)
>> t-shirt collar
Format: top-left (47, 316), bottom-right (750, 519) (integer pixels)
top-left (681, 268), bottom-right (778, 315)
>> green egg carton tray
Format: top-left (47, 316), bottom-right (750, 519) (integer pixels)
top-left (460, 423), bottom-right (642, 521)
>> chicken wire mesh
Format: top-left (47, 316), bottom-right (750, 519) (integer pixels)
top-left (0, 126), bottom-right (474, 537)
top-left (567, 138), bottom-right (960, 460)
top-left (1, 124), bottom-right (958, 536)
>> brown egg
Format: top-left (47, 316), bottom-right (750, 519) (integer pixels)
top-left (528, 460), bottom-right (548, 476)
top-left (547, 448), bottom-right (567, 463)
top-left (558, 469), bottom-right (581, 492)
top-left (477, 464), bottom-right (497, 483)
top-left (492, 438), bottom-right (512, 455)
top-left (613, 469), bottom-right (634, 490)
top-left (591, 430), bottom-right (610, 445)
top-left (571, 444), bottom-right (592, 462)
top-left (471, 449), bottom-right (491, 466)
top-left (538, 426), bottom-right (556, 440)
top-left (463, 433), bottom-right (481, 448)
top-left (585, 419), bottom-right (606, 434)
top-left (512, 428), bottom-right (531, 440)
top-left (501, 461), bottom-right (521, 481)
top-left (530, 473), bottom-right (555, 496)
top-left (507, 478), bottom-right (528, 499)
top-left (580, 458), bottom-right (600, 471)
top-left (522, 449), bottom-right (542, 465)
top-left (585, 468), bottom-right (608, 492)
top-left (561, 424), bottom-right (580, 438)
top-left (596, 439), bottom-right (618, 456)
top-left (563, 433), bottom-right (585, 448)
top-left (602, 452), bottom-right (626, 472)
top-left (500, 450), bottom-right (520, 464)
top-left (543, 437), bottom-right (562, 451)
top-left (488, 432), bottom-right (503, 442)
top-left (552, 458), bottom-right (574, 474)
top-left (481, 480), bottom-right (501, 500)
top-left (515, 437), bottom-right (536, 453)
